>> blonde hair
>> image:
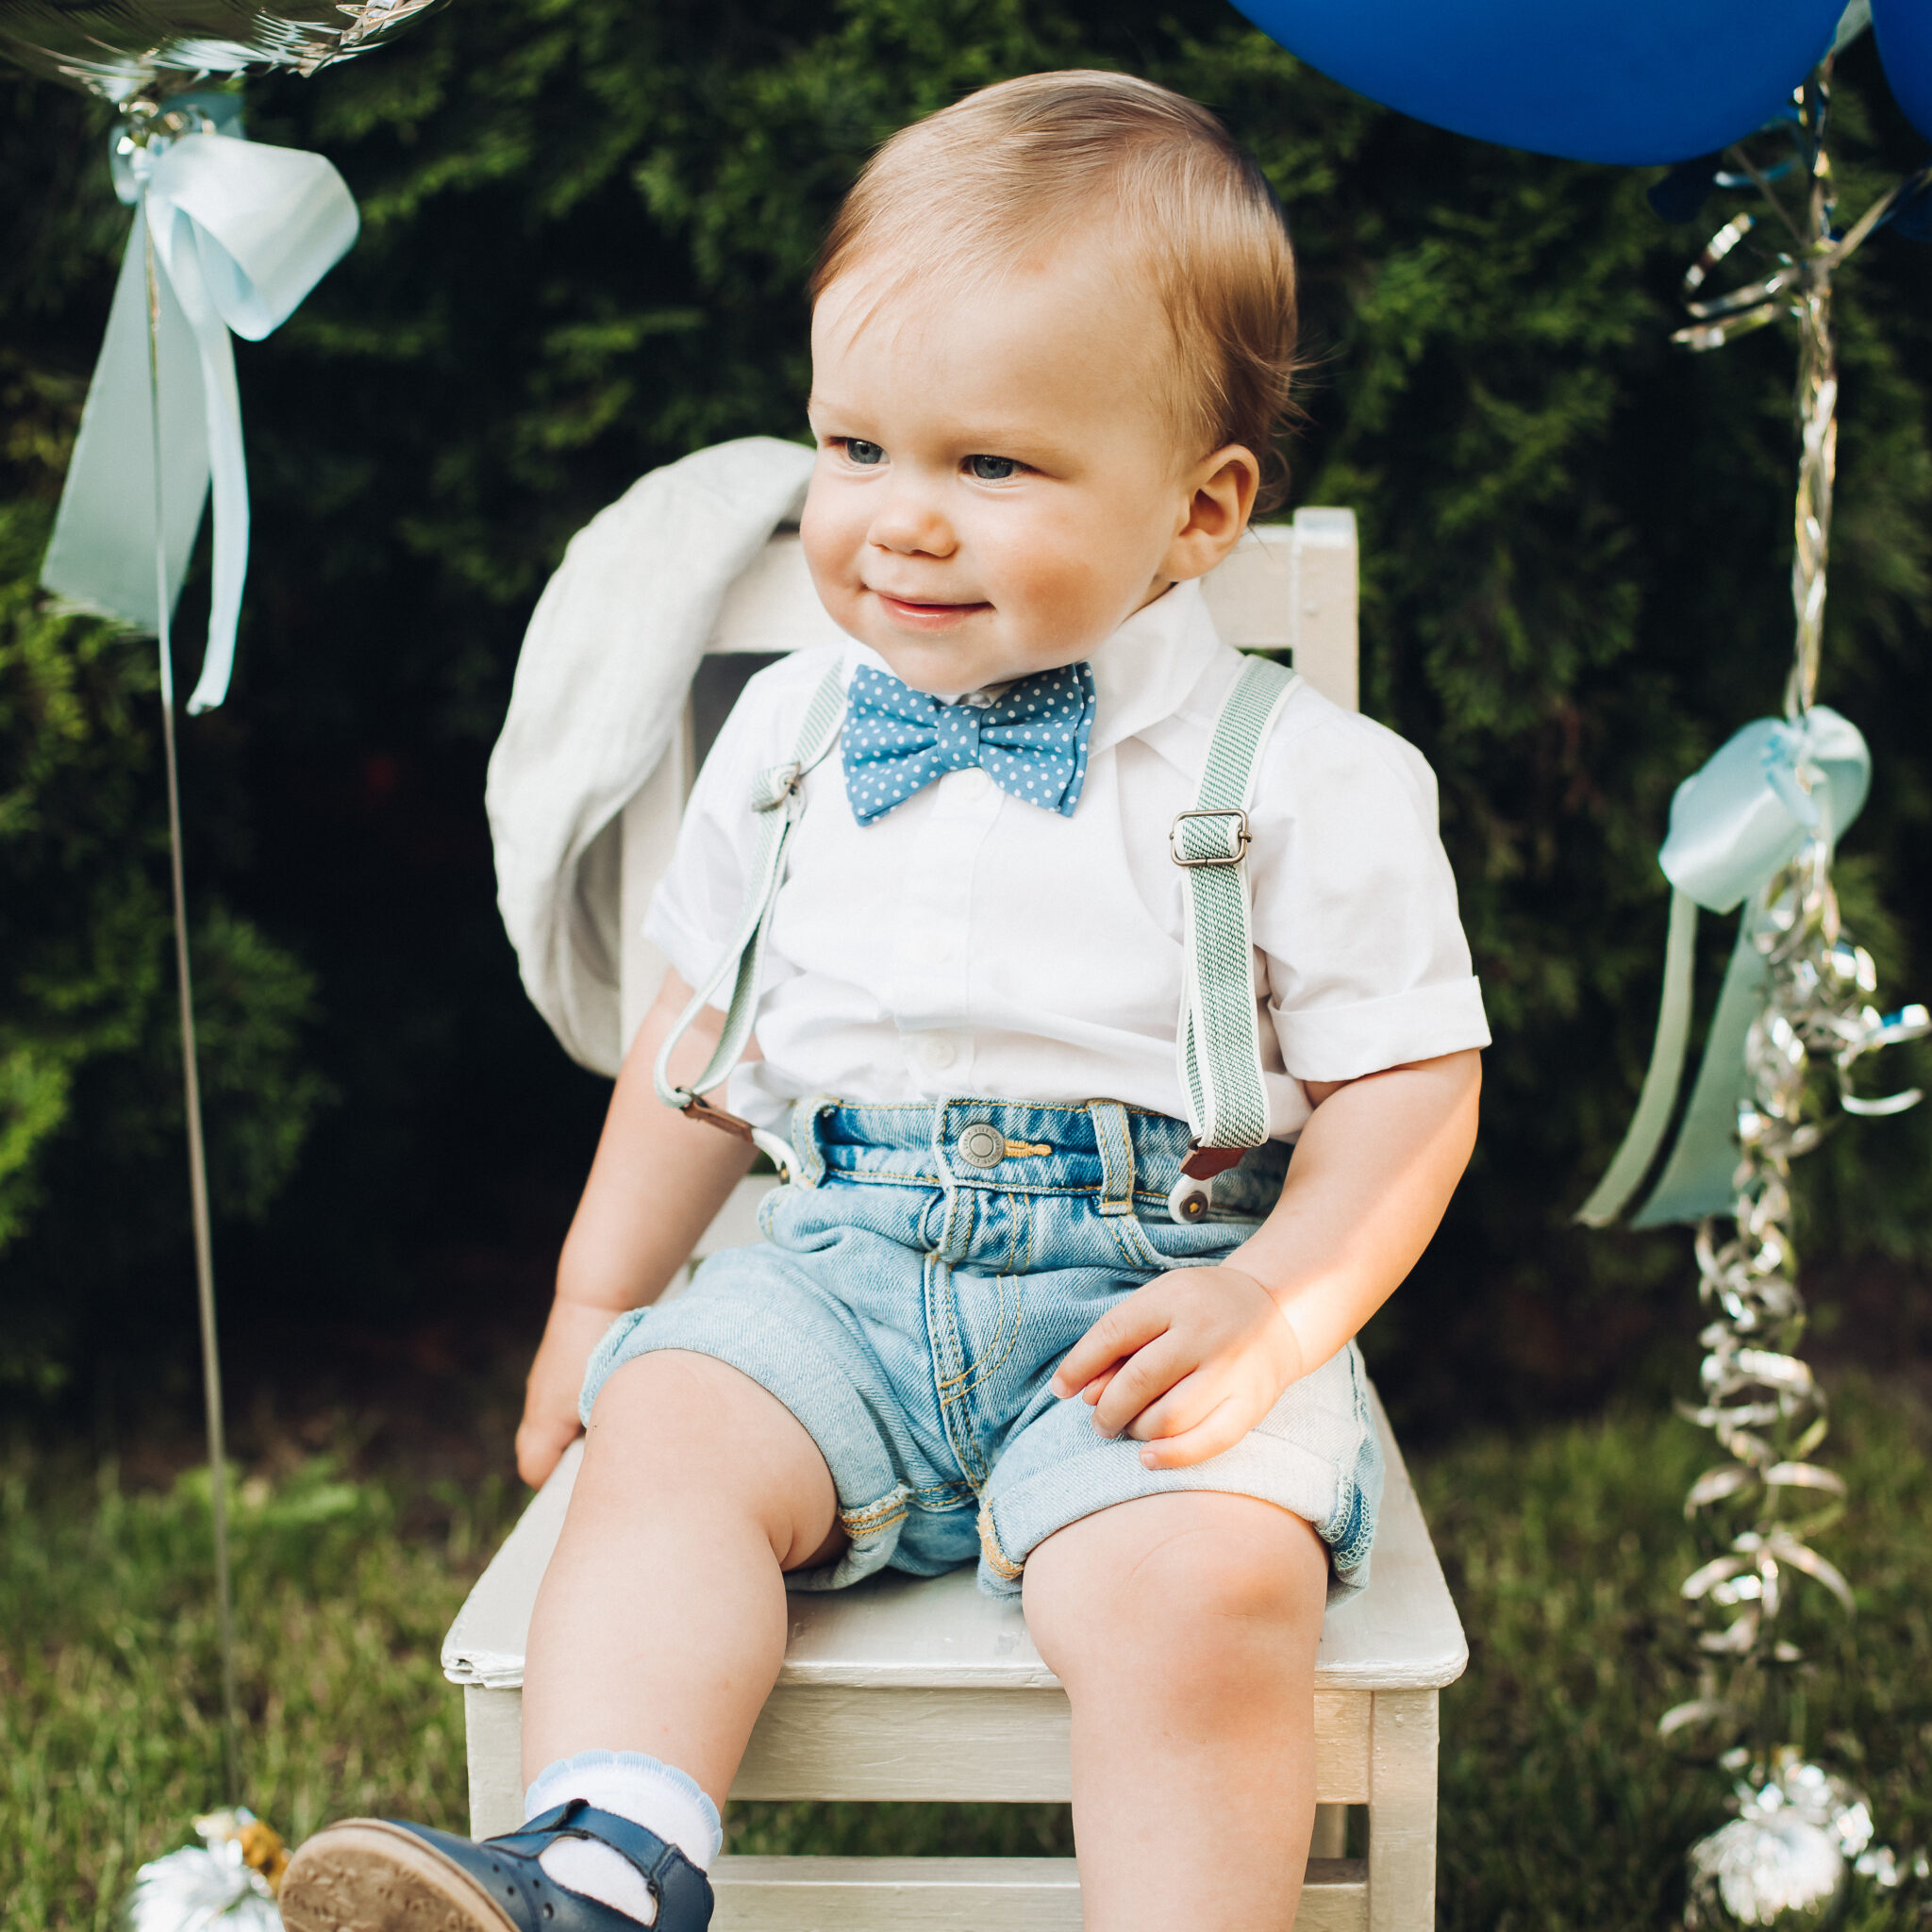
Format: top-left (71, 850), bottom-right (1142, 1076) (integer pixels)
top-left (811, 71), bottom-right (1300, 509)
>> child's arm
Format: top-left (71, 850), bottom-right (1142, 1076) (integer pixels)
top-left (515, 969), bottom-right (758, 1487)
top-left (1050, 1047), bottom-right (1481, 1470)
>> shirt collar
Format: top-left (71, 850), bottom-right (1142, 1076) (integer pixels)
top-left (1086, 578), bottom-right (1226, 758)
top-left (838, 575), bottom-right (1226, 749)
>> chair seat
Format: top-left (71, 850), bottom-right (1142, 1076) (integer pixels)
top-left (443, 1384), bottom-right (1462, 1824)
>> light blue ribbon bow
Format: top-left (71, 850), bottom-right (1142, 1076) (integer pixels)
top-left (841, 660), bottom-right (1096, 825)
top-left (1577, 706), bottom-right (1870, 1229)
top-left (41, 95), bottom-right (358, 712)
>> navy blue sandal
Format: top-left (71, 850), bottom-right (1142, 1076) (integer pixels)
top-left (280, 1798), bottom-right (713, 1932)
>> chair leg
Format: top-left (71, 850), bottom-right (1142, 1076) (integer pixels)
top-left (1309, 1805), bottom-right (1347, 1860)
top-left (1367, 1690), bottom-right (1438, 1932)
top-left (465, 1686), bottom-right (526, 1840)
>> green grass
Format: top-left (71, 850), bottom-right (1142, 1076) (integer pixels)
top-left (5, 1380), bottom-right (1931, 1929)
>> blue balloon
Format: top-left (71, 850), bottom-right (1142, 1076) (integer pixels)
top-left (1227, 0), bottom-right (1846, 165)
top-left (1874, 0), bottom-right (1932, 142)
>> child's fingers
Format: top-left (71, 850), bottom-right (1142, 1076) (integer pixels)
top-left (1122, 1370), bottom-right (1224, 1446)
top-left (1048, 1365), bottom-right (1119, 1406)
top-left (515, 1414), bottom-right (583, 1490)
top-left (1135, 1396), bottom-right (1249, 1470)
top-left (1051, 1293), bottom-right (1174, 1398)
top-left (1075, 1367), bottom-right (1119, 1407)
top-left (1088, 1332), bottom-right (1196, 1440)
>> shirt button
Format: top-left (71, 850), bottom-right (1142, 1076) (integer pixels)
top-left (917, 1034), bottom-right (958, 1070)
top-left (906, 931), bottom-right (950, 966)
top-left (950, 767), bottom-right (992, 801)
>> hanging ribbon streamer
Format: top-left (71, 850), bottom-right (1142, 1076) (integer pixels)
top-left (1577, 707), bottom-right (1869, 1228)
top-left (1575, 59), bottom-right (1932, 1923)
top-left (41, 95), bottom-right (358, 710)
top-left (0, 8), bottom-right (444, 1911)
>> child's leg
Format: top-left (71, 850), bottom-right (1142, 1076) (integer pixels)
top-left (1022, 1491), bottom-right (1328, 1932)
top-left (280, 1349), bottom-right (839, 1932)
top-left (522, 1346), bottom-right (844, 1800)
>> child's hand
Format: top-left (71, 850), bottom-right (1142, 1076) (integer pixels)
top-left (515, 1299), bottom-right (621, 1489)
top-left (1050, 1266), bottom-right (1303, 1470)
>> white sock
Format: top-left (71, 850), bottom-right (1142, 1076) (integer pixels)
top-left (523, 1751), bottom-right (722, 1926)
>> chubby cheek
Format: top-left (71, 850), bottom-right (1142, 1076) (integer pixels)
top-left (799, 473), bottom-right (867, 629)
top-left (981, 520), bottom-right (1132, 656)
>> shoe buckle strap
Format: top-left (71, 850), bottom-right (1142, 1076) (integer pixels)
top-left (493, 1801), bottom-right (713, 1924)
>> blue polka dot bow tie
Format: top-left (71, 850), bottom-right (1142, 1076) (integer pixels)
top-left (841, 661), bottom-right (1097, 826)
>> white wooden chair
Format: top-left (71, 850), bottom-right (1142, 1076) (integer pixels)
top-left (443, 508), bottom-right (1467, 1929)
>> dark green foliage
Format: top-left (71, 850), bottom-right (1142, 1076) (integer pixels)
top-left (1, 5), bottom-right (1928, 1416)
top-left (0, 497), bottom-right (327, 1393)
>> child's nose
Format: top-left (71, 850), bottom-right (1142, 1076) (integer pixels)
top-left (867, 480), bottom-right (957, 558)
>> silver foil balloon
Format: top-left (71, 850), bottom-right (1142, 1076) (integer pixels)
top-left (1683, 1752), bottom-right (1896, 1929)
top-left (1686, 1815), bottom-right (1844, 1930)
top-left (123, 1810), bottom-right (286, 1932)
top-left (0, 0), bottom-right (445, 100)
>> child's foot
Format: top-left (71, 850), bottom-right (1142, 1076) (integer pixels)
top-left (279, 1800), bottom-right (713, 1931)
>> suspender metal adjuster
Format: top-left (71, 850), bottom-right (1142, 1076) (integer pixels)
top-left (1170, 807), bottom-right (1250, 867)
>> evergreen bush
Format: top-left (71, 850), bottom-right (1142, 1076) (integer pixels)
top-left (3, 0), bottom-right (1927, 1423)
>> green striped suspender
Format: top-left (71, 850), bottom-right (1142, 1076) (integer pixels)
top-left (1167, 653), bottom-right (1301, 1222)
top-left (655, 651), bottom-right (1297, 1216)
top-left (651, 660), bottom-right (847, 1174)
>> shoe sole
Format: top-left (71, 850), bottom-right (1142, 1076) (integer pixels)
top-left (280, 1820), bottom-right (522, 1932)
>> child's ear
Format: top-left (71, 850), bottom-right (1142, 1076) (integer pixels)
top-left (1162, 444), bottom-right (1261, 582)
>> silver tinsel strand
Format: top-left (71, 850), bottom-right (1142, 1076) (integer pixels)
top-left (1661, 59), bottom-right (1931, 1927)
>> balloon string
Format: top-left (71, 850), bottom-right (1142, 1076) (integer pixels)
top-left (144, 185), bottom-right (242, 1808)
top-left (1788, 64), bottom-right (1836, 723)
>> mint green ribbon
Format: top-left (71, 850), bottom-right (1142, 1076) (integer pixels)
top-left (1577, 707), bottom-right (1871, 1229)
top-left (41, 100), bottom-right (358, 712)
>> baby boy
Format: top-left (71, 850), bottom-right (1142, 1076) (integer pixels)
top-left (285, 68), bottom-right (1486, 1932)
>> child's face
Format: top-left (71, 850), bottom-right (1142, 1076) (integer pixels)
top-left (802, 246), bottom-right (1255, 697)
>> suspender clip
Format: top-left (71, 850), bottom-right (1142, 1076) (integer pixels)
top-left (1180, 1144), bottom-right (1247, 1182)
top-left (751, 760), bottom-right (806, 812)
top-left (674, 1090), bottom-right (759, 1144)
top-left (672, 1090), bottom-right (794, 1183)
top-left (1168, 1143), bottom-right (1246, 1224)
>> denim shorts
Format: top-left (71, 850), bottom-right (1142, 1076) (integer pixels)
top-left (580, 1098), bottom-right (1382, 1604)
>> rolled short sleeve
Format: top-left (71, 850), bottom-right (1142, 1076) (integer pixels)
top-left (642, 653), bottom-right (833, 1005)
top-left (1248, 695), bottom-right (1490, 1083)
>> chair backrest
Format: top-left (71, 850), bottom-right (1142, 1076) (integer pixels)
top-left (616, 508), bottom-right (1359, 1051)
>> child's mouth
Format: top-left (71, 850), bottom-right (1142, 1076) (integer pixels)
top-left (873, 591), bottom-right (990, 630)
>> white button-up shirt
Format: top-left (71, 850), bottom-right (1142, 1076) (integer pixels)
top-left (647, 578), bottom-right (1489, 1138)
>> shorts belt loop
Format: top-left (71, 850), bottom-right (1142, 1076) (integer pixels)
top-left (1089, 1101), bottom-right (1136, 1216)
top-left (789, 1096), bottom-right (836, 1188)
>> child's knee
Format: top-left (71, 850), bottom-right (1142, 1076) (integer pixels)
top-left (577, 1349), bottom-right (839, 1564)
top-left (1026, 1493), bottom-right (1324, 1688)
top-left (585, 1348), bottom-right (731, 1443)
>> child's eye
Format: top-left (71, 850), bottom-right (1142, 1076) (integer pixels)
top-left (842, 439), bottom-right (886, 467)
top-left (966, 455), bottom-right (1020, 481)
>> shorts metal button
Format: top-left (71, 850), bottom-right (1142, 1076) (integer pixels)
top-left (957, 1123), bottom-right (1006, 1169)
